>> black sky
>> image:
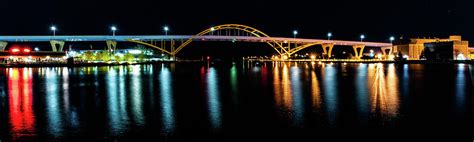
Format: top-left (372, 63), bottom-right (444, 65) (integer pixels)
top-left (0, 0), bottom-right (471, 43)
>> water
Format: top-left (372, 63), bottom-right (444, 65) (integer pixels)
top-left (0, 62), bottom-right (472, 141)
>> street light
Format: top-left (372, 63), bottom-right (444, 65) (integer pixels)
top-left (163, 26), bottom-right (169, 35)
top-left (360, 34), bottom-right (365, 42)
top-left (111, 26), bottom-right (117, 36)
top-left (293, 30), bottom-right (298, 38)
top-left (390, 36), bottom-right (395, 43)
top-left (327, 32), bottom-right (332, 40)
top-left (50, 26), bottom-right (57, 36)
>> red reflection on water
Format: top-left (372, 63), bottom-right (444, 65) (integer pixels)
top-left (8, 68), bottom-right (36, 139)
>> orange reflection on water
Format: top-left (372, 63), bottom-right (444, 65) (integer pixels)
top-left (368, 64), bottom-right (400, 117)
top-left (311, 70), bottom-right (321, 109)
top-left (273, 63), bottom-right (293, 111)
top-left (7, 68), bottom-right (36, 139)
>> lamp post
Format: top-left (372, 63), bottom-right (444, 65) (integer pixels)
top-left (293, 30), bottom-right (298, 38)
top-left (111, 26), bottom-right (117, 36)
top-left (327, 32), bottom-right (332, 40)
top-left (50, 26), bottom-right (57, 36)
top-left (360, 34), bottom-right (365, 42)
top-left (390, 36), bottom-right (395, 44)
top-left (163, 26), bottom-right (169, 36)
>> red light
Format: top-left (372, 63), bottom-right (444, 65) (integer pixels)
top-left (11, 48), bottom-right (21, 53)
top-left (23, 48), bottom-right (31, 53)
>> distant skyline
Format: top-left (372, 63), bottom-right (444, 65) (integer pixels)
top-left (0, 0), bottom-right (471, 43)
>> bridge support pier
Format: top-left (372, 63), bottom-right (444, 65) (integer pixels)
top-left (353, 44), bottom-right (365, 59)
top-left (381, 46), bottom-right (392, 58)
top-left (321, 43), bottom-right (334, 59)
top-left (50, 40), bottom-right (65, 52)
top-left (106, 40), bottom-right (117, 52)
top-left (0, 41), bottom-right (8, 51)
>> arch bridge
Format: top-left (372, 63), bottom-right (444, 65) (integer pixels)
top-left (0, 24), bottom-right (393, 59)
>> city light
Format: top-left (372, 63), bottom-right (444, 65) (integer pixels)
top-left (23, 48), bottom-right (31, 53)
top-left (34, 47), bottom-right (39, 51)
top-left (128, 50), bottom-right (142, 54)
top-left (293, 30), bottom-right (298, 38)
top-left (11, 48), bottom-right (20, 53)
top-left (377, 53), bottom-right (382, 59)
top-left (210, 27), bottom-right (215, 31)
top-left (282, 55), bottom-right (288, 60)
top-left (327, 32), bottom-right (332, 40)
top-left (310, 55), bottom-right (316, 60)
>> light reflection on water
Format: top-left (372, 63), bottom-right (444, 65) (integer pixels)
top-left (0, 62), bottom-right (472, 140)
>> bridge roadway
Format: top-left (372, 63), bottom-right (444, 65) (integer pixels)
top-left (0, 35), bottom-right (391, 47)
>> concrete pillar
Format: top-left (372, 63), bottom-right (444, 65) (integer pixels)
top-left (0, 41), bottom-right (8, 51)
top-left (321, 43), bottom-right (334, 58)
top-left (106, 40), bottom-right (117, 51)
top-left (50, 40), bottom-right (65, 52)
top-left (353, 44), bottom-right (366, 59)
top-left (381, 46), bottom-right (392, 56)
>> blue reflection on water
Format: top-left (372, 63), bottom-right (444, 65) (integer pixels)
top-left (322, 64), bottom-right (338, 125)
top-left (130, 65), bottom-right (144, 126)
top-left (290, 66), bottom-right (304, 126)
top-left (207, 68), bottom-right (221, 129)
top-left (356, 64), bottom-right (369, 122)
top-left (45, 68), bottom-right (63, 137)
top-left (455, 64), bottom-right (467, 113)
top-left (160, 65), bottom-right (175, 132)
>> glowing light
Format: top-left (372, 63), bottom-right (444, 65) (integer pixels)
top-left (310, 55), bottom-right (316, 59)
top-left (111, 26), bottom-right (117, 31)
top-left (210, 27), bottom-right (215, 31)
top-left (50, 26), bottom-right (57, 31)
top-left (23, 48), bottom-right (31, 53)
top-left (377, 53), bottom-right (382, 59)
top-left (34, 47), bottom-right (39, 51)
top-left (46, 56), bottom-right (51, 59)
top-left (128, 50), bottom-right (142, 54)
top-left (390, 36), bottom-right (395, 41)
top-left (403, 55), bottom-right (409, 59)
top-left (11, 48), bottom-right (20, 53)
top-left (293, 30), bottom-right (298, 35)
top-left (163, 26), bottom-right (169, 31)
top-left (282, 55), bottom-right (288, 60)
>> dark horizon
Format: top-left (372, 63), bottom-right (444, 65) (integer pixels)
top-left (1, 0), bottom-right (471, 43)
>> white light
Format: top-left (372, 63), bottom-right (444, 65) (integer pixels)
top-left (360, 34), bottom-right (365, 39)
top-left (403, 55), bottom-right (409, 59)
top-left (50, 26), bottom-right (57, 31)
top-left (111, 26), bottom-right (117, 31)
top-left (327, 32), bottom-right (332, 37)
top-left (164, 26), bottom-right (169, 31)
top-left (128, 50), bottom-right (142, 54)
top-left (390, 36), bottom-right (395, 41)
top-left (210, 27), bottom-right (215, 31)
top-left (293, 30), bottom-right (298, 35)
top-left (34, 47), bottom-right (39, 51)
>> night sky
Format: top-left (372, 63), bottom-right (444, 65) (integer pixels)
top-left (0, 0), bottom-right (471, 43)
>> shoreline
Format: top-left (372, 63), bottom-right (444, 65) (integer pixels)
top-left (0, 60), bottom-right (472, 67)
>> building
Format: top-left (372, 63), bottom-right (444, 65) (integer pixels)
top-left (393, 35), bottom-right (470, 60)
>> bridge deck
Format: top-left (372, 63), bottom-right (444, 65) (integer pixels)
top-left (0, 35), bottom-right (392, 47)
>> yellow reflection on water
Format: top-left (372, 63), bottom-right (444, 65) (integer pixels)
top-left (368, 64), bottom-right (400, 117)
top-left (273, 63), bottom-right (293, 111)
top-left (311, 70), bottom-right (321, 110)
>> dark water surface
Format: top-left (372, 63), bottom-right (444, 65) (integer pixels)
top-left (0, 62), bottom-right (473, 141)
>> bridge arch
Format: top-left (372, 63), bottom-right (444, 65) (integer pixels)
top-left (126, 24), bottom-right (289, 56)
